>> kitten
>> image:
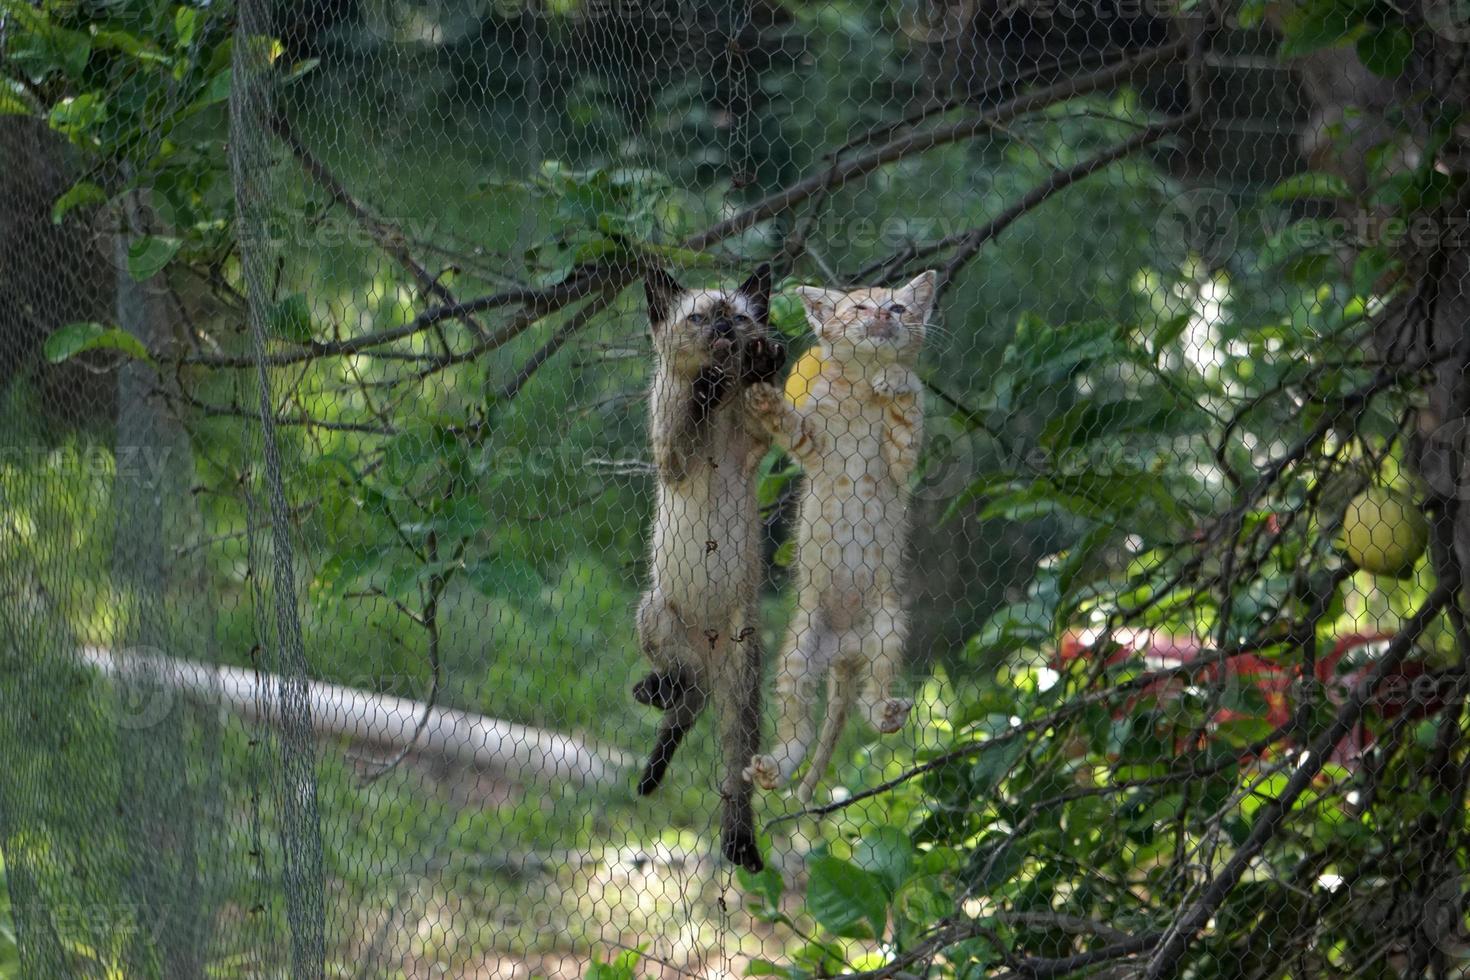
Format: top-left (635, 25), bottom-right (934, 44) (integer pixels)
top-left (742, 270), bottom-right (935, 802)
top-left (634, 263), bottom-right (784, 873)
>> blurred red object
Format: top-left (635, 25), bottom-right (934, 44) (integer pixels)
top-left (1053, 629), bottom-right (1446, 765)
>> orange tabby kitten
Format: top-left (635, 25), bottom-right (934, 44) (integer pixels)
top-left (742, 270), bottom-right (935, 801)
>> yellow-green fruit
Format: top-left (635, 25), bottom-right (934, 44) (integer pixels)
top-left (1341, 487), bottom-right (1429, 577)
top-left (785, 347), bottom-right (825, 408)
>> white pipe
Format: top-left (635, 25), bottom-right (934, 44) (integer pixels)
top-left (79, 646), bottom-right (633, 789)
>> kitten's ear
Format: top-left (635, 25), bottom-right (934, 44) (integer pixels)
top-left (897, 269), bottom-right (939, 316)
top-left (644, 268), bottom-right (684, 328)
top-left (796, 285), bottom-right (842, 324)
top-left (736, 262), bottom-right (772, 320)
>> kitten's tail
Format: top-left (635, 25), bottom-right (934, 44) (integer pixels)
top-left (796, 664), bottom-right (862, 803)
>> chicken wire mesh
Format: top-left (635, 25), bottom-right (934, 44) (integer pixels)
top-left (2, 0), bottom-right (1470, 976)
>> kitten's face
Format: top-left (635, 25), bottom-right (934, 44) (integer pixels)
top-left (646, 265), bottom-right (772, 374)
top-left (798, 270), bottom-right (936, 363)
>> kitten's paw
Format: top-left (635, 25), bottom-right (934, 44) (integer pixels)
top-left (723, 831), bottom-right (764, 873)
top-left (744, 383), bottom-right (783, 420)
top-left (743, 335), bottom-right (787, 385)
top-left (872, 697), bottom-right (914, 734)
top-left (870, 368), bottom-right (915, 400)
top-left (743, 754), bottom-right (783, 790)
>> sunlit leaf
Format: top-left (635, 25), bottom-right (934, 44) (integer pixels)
top-left (43, 322), bottom-right (151, 364)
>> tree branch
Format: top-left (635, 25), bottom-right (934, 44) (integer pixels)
top-left (856, 110), bottom-right (1200, 286)
top-left (268, 112), bottom-right (492, 344)
top-left (681, 38), bottom-right (1190, 253)
top-left (179, 267), bottom-right (614, 369)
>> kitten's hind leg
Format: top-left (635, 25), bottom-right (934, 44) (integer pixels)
top-left (634, 589), bottom-right (706, 795)
top-left (717, 617), bottom-right (765, 872)
top-left (795, 656), bottom-right (863, 803)
top-left (638, 674), bottom-right (707, 796)
top-left (745, 606), bottom-right (827, 790)
top-left (860, 594), bottom-right (913, 735)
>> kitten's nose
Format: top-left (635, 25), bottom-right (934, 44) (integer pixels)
top-left (709, 318), bottom-right (736, 351)
top-left (869, 315), bottom-right (897, 339)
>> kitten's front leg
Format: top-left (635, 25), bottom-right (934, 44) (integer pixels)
top-left (878, 377), bottom-right (923, 482)
top-left (744, 383), bottom-right (826, 464)
top-left (652, 366), bottom-right (735, 483)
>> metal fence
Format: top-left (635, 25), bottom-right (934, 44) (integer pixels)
top-left (2, 0), bottom-right (1469, 976)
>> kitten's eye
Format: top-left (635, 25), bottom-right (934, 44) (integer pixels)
top-left (856, 303), bottom-right (872, 312)
top-left (889, 303), bottom-right (907, 315)
top-left (687, 312), bottom-right (706, 325)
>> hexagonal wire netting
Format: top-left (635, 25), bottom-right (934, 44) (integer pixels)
top-left (2, 0), bottom-right (1469, 976)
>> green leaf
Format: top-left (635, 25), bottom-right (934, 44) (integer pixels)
top-left (1352, 246), bottom-right (1399, 295)
top-left (1356, 25), bottom-right (1412, 78)
top-left (0, 78), bottom-right (33, 116)
top-left (971, 738), bottom-right (1026, 794)
top-left (757, 456), bottom-right (801, 509)
top-left (1266, 171), bottom-right (1354, 203)
top-left (1041, 392), bottom-right (1200, 450)
top-left (268, 293), bottom-right (314, 342)
top-left (13, 11), bottom-right (95, 77)
top-left (48, 92), bottom-right (107, 137)
top-left (51, 181), bottom-right (107, 224)
top-left (195, 69), bottom-right (231, 108)
top-left (1236, 0), bottom-right (1269, 26)
top-left (738, 864), bottom-right (785, 909)
top-left (1053, 524), bottom-right (1114, 625)
top-left (1148, 312), bottom-right (1193, 356)
top-left (1279, 0), bottom-right (1363, 56)
top-left (279, 58), bottom-right (320, 85)
top-left (805, 855), bottom-right (888, 940)
top-left (175, 7), bottom-right (200, 48)
top-left (91, 29), bottom-right (170, 64)
top-left (968, 600), bottom-right (1054, 658)
top-left (773, 538), bottom-right (796, 568)
top-left (584, 947), bottom-right (641, 980)
top-left (126, 236), bottom-right (182, 280)
top-left (852, 827), bottom-right (915, 896)
top-left (43, 322), bottom-right (151, 364)
top-left (968, 834), bottom-right (1024, 890)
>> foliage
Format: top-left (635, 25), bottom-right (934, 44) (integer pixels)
top-left (2, 0), bottom-right (1468, 976)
